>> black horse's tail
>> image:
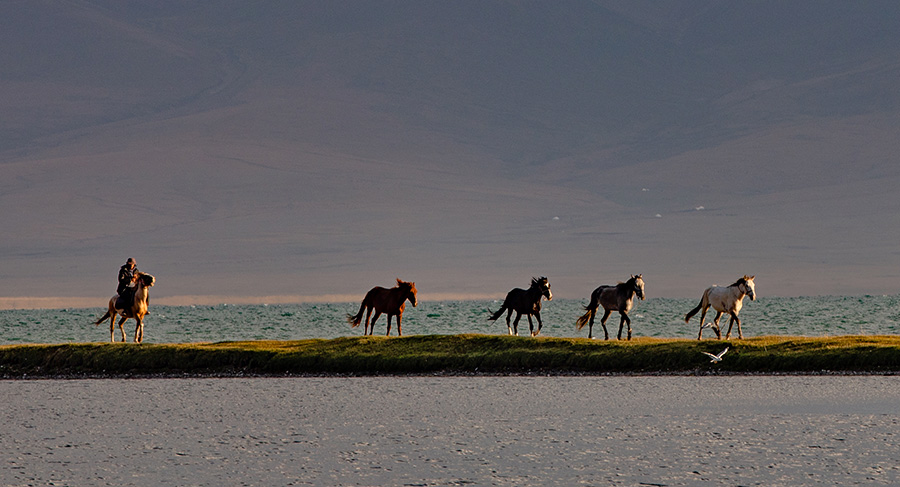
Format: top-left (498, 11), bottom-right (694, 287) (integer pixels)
top-left (684, 288), bottom-right (710, 323)
top-left (575, 293), bottom-right (600, 330)
top-left (487, 305), bottom-right (506, 321)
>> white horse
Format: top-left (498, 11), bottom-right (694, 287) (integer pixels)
top-left (685, 275), bottom-right (756, 340)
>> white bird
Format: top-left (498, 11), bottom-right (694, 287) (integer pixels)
top-left (701, 347), bottom-right (729, 363)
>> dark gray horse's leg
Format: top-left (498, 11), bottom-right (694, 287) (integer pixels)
top-left (600, 309), bottom-right (612, 340)
top-left (619, 312), bottom-right (632, 340)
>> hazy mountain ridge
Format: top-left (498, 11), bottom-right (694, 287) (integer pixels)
top-left (2, 1), bottom-right (898, 303)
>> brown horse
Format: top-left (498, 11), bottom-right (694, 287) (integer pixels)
top-left (94, 271), bottom-right (155, 343)
top-left (575, 274), bottom-right (645, 340)
top-left (488, 277), bottom-right (552, 336)
top-left (347, 279), bottom-right (418, 336)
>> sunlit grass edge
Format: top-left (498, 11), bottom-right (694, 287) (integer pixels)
top-left (3, 334), bottom-right (900, 377)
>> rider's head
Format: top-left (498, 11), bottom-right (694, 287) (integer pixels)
top-left (126, 257), bottom-right (136, 268)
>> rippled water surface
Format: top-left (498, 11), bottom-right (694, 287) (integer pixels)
top-left (2, 295), bottom-right (899, 344)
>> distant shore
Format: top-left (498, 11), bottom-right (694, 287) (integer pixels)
top-left (3, 335), bottom-right (900, 379)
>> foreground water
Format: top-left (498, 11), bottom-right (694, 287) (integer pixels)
top-left (3, 376), bottom-right (899, 486)
top-left (2, 295), bottom-right (899, 344)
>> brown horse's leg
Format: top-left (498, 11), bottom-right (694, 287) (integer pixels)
top-left (600, 309), bottom-right (612, 341)
top-left (370, 311), bottom-right (382, 336)
top-left (385, 313), bottom-right (393, 336)
top-left (396, 313), bottom-right (402, 336)
top-left (364, 307), bottom-right (373, 335)
top-left (108, 311), bottom-right (117, 342)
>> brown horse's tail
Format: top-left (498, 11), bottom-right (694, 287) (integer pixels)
top-left (575, 293), bottom-right (600, 330)
top-left (347, 301), bottom-right (366, 327)
top-left (94, 310), bottom-right (111, 326)
top-left (684, 288), bottom-right (710, 323)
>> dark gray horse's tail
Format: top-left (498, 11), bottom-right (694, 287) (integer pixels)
top-left (575, 293), bottom-right (600, 330)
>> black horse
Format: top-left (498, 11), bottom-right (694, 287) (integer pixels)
top-left (488, 277), bottom-right (553, 336)
top-left (575, 274), bottom-right (645, 340)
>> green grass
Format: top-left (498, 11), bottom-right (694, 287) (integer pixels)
top-left (3, 335), bottom-right (900, 378)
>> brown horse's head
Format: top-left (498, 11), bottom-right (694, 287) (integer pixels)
top-left (532, 276), bottom-right (552, 301)
top-left (397, 278), bottom-right (418, 307)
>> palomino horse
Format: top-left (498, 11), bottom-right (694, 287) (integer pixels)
top-left (347, 279), bottom-right (418, 336)
top-left (94, 271), bottom-right (155, 343)
top-left (685, 275), bottom-right (756, 340)
top-left (575, 274), bottom-right (645, 340)
top-left (488, 277), bottom-right (552, 336)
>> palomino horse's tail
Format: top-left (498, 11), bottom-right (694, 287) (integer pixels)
top-left (94, 310), bottom-right (111, 325)
top-left (684, 288), bottom-right (711, 323)
top-left (575, 293), bottom-right (601, 330)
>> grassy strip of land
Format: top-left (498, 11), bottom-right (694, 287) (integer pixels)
top-left (2, 335), bottom-right (900, 378)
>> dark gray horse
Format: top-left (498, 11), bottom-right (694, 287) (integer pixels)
top-left (575, 274), bottom-right (645, 340)
top-left (488, 277), bottom-right (553, 336)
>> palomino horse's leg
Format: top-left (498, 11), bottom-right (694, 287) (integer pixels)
top-left (117, 316), bottom-right (128, 342)
top-left (600, 309), bottom-right (612, 341)
top-left (134, 317), bottom-right (143, 343)
top-left (533, 311), bottom-right (543, 337)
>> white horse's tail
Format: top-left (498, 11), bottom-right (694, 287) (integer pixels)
top-left (684, 288), bottom-right (711, 323)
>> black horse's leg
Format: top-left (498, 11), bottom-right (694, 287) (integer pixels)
top-left (505, 308), bottom-right (514, 335)
top-left (623, 312), bottom-right (633, 340)
top-left (534, 311), bottom-right (543, 337)
top-left (512, 312), bottom-right (522, 336)
top-left (526, 314), bottom-right (535, 337)
top-left (587, 310), bottom-right (595, 339)
top-left (600, 309), bottom-right (612, 340)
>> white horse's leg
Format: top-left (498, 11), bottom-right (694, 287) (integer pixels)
top-left (726, 312), bottom-right (742, 340)
top-left (697, 307), bottom-right (709, 340)
top-left (713, 311), bottom-right (724, 339)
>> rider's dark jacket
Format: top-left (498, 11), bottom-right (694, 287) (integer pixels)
top-left (117, 265), bottom-right (139, 295)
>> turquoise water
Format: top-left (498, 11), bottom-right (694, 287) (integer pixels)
top-left (1, 295), bottom-right (899, 344)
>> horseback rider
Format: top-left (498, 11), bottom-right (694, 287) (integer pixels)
top-left (115, 258), bottom-right (139, 309)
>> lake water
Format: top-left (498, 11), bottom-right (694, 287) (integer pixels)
top-left (2, 295), bottom-right (899, 344)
